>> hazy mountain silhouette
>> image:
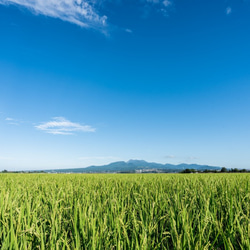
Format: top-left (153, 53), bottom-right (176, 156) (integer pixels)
top-left (45, 160), bottom-right (221, 173)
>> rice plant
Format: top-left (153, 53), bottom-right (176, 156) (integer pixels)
top-left (0, 173), bottom-right (249, 249)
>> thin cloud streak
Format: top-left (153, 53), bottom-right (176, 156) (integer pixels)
top-left (143, 0), bottom-right (172, 17)
top-left (0, 0), bottom-right (107, 29)
top-left (5, 117), bottom-right (14, 121)
top-left (146, 0), bottom-right (172, 7)
top-left (5, 117), bottom-right (22, 125)
top-left (79, 156), bottom-right (119, 160)
top-left (0, 156), bottom-right (11, 160)
top-left (35, 117), bottom-right (96, 135)
top-left (125, 28), bottom-right (133, 33)
top-left (165, 155), bottom-right (176, 159)
top-left (162, 0), bottom-right (171, 7)
top-left (226, 6), bottom-right (232, 15)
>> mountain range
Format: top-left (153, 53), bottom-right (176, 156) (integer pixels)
top-left (45, 160), bottom-right (221, 173)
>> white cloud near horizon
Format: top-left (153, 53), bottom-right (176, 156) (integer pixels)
top-left (164, 155), bottom-right (199, 162)
top-left (78, 156), bottom-right (121, 167)
top-left (0, 156), bottom-right (11, 160)
top-left (165, 155), bottom-right (176, 159)
top-left (0, 0), bottom-right (107, 29)
top-left (35, 117), bottom-right (96, 135)
top-left (79, 156), bottom-right (119, 160)
top-left (187, 156), bottom-right (198, 160)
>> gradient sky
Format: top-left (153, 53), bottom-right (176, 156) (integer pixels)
top-left (0, 0), bottom-right (250, 170)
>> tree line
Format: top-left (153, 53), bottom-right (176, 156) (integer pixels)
top-left (180, 167), bottom-right (249, 174)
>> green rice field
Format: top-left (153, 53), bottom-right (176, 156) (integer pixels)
top-left (0, 173), bottom-right (249, 249)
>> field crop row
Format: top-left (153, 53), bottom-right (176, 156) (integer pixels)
top-left (0, 173), bottom-right (249, 249)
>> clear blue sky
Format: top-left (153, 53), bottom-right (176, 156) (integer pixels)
top-left (0, 0), bottom-right (250, 170)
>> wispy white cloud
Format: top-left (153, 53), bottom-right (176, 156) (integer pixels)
top-left (0, 0), bottom-right (107, 29)
top-left (226, 6), bottom-right (232, 15)
top-left (146, 0), bottom-right (172, 8)
top-left (79, 156), bottom-right (119, 161)
top-left (165, 155), bottom-right (176, 159)
top-left (35, 117), bottom-right (95, 135)
top-left (164, 155), bottom-right (199, 162)
top-left (78, 156), bottom-right (120, 167)
top-left (162, 0), bottom-right (171, 7)
top-left (5, 117), bottom-right (14, 121)
top-left (0, 0), bottom-right (173, 32)
top-left (187, 156), bottom-right (199, 160)
top-left (5, 117), bottom-right (22, 125)
top-left (125, 28), bottom-right (133, 33)
top-left (146, 0), bottom-right (159, 3)
top-left (143, 0), bottom-right (172, 17)
top-left (0, 156), bottom-right (11, 160)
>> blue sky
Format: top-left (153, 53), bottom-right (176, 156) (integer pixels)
top-left (0, 0), bottom-right (250, 170)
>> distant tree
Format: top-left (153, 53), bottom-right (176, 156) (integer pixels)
top-left (229, 168), bottom-right (241, 173)
top-left (221, 167), bottom-right (227, 173)
top-left (2, 170), bottom-right (8, 173)
top-left (180, 169), bottom-right (196, 174)
top-left (240, 169), bottom-right (247, 173)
